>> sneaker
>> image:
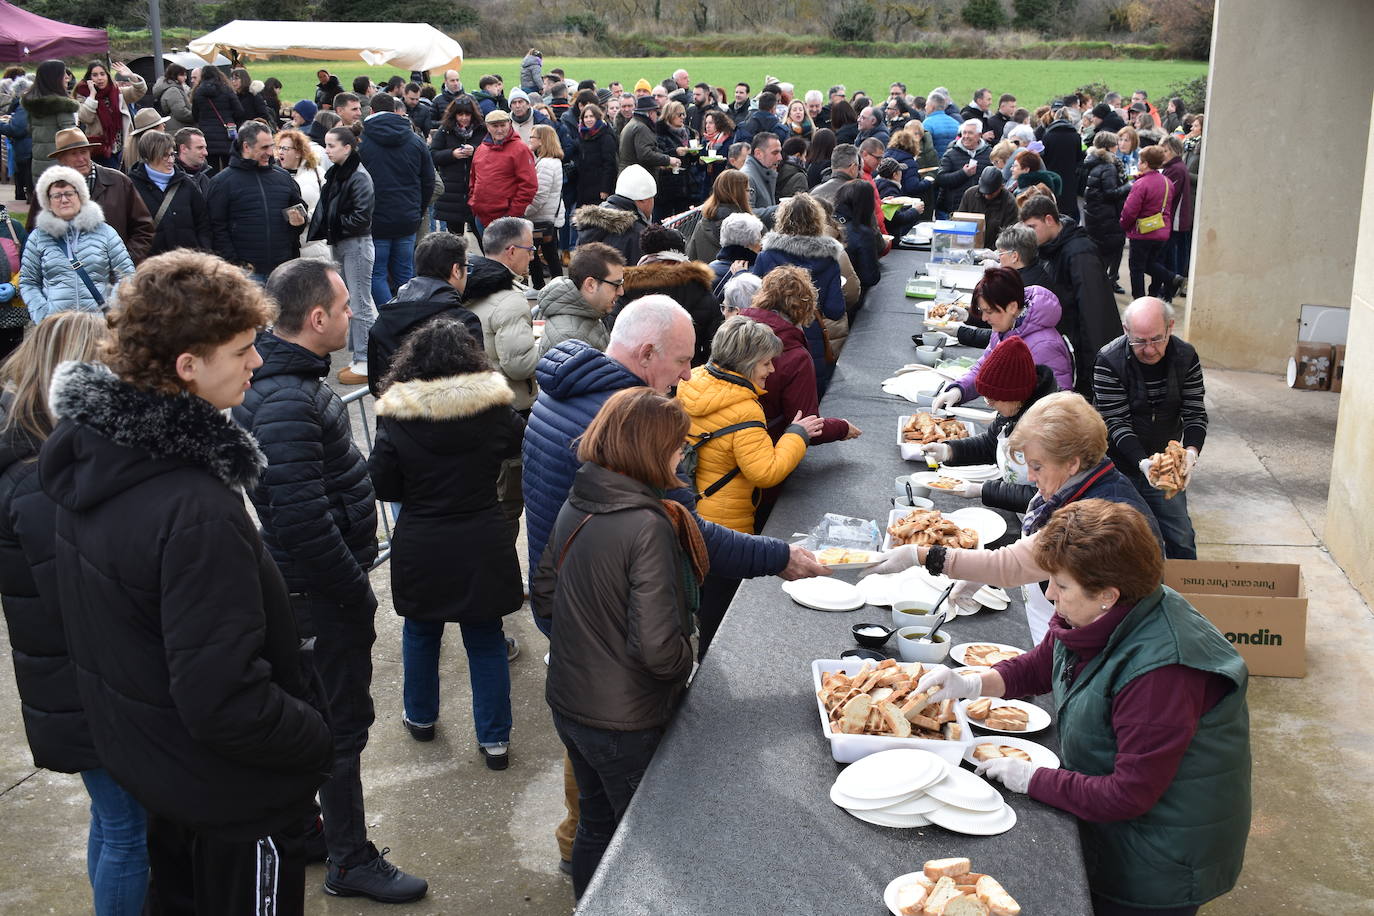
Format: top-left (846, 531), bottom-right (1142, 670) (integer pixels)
top-left (480, 743), bottom-right (509, 771)
top-left (559, 858), bottom-right (574, 876)
top-left (337, 363), bottom-right (368, 386)
top-left (324, 844), bottom-right (428, 903)
top-left (505, 636), bottom-right (520, 662)
top-left (402, 717), bottom-right (435, 742)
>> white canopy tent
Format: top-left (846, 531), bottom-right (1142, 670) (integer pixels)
top-left (188, 20), bottom-right (464, 74)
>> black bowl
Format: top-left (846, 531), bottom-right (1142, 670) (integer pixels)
top-left (839, 647), bottom-right (889, 662)
top-left (851, 622), bottom-right (895, 649)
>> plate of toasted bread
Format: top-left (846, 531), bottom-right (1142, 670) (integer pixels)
top-left (814, 547), bottom-right (883, 569)
top-left (960, 697), bottom-right (1051, 734)
top-left (949, 642), bottom-right (1024, 667)
top-left (884, 507), bottom-right (981, 551)
top-left (885, 860), bottom-right (1023, 916)
top-left (964, 735), bottom-right (1060, 770)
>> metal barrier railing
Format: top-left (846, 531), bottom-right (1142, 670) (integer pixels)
top-left (340, 385), bottom-right (395, 569)
top-left (663, 206), bottom-right (703, 242)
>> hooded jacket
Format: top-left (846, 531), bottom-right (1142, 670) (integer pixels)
top-left (732, 108), bottom-right (789, 146)
top-left (21, 94), bottom-right (79, 182)
top-left (519, 54), bottom-right (543, 93)
top-left (952, 285), bottom-right (1074, 396)
top-left (677, 364), bottom-right (809, 534)
top-left (19, 192), bottom-right (134, 322)
top-left (1040, 119), bottom-right (1083, 217)
top-left (42, 362), bottom-right (331, 839)
top-left (619, 257), bottom-right (720, 365)
top-left (1081, 147), bottom-right (1131, 242)
top-left (205, 153), bottom-right (304, 275)
top-left (366, 275), bottom-right (484, 398)
top-left (537, 276), bottom-right (609, 354)
top-left (369, 372), bottom-right (525, 623)
top-left (86, 163), bottom-right (155, 262)
top-left (1038, 216), bottom-right (1118, 397)
top-left (462, 256), bottom-right (537, 409)
top-left (150, 77), bottom-right (195, 132)
top-left (738, 307), bottom-right (851, 446)
top-left (573, 196), bottom-right (650, 265)
top-left (191, 80), bottom-right (245, 158)
top-left (359, 111), bottom-right (436, 238)
top-left (751, 231), bottom-right (846, 394)
top-left (468, 130), bottom-right (538, 227)
top-left (574, 122), bottom-right (618, 206)
top-left (935, 138), bottom-right (992, 213)
top-left (945, 363), bottom-right (1060, 513)
top-left (129, 162), bottom-right (212, 256)
top-left (232, 333), bottom-right (378, 611)
top-left (429, 119), bottom-right (485, 225)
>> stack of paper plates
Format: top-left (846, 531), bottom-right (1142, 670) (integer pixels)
top-left (830, 748), bottom-right (1018, 835)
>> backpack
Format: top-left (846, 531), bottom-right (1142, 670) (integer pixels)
top-left (680, 420), bottom-right (767, 500)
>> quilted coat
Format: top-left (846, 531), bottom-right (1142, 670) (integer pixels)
top-left (951, 284), bottom-right (1074, 399)
top-left (19, 196), bottom-right (134, 322)
top-left (751, 231), bottom-right (846, 395)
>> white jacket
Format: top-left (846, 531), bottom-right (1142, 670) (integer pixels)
top-left (526, 157), bottom-right (565, 227)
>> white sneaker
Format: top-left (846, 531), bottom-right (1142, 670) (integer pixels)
top-left (543, 652), bottom-right (550, 666)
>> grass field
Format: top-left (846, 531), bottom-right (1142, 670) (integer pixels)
top-left (257, 56), bottom-right (1207, 110)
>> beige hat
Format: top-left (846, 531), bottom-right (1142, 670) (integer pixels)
top-left (130, 108), bottom-right (171, 136)
top-left (48, 128), bottom-right (102, 159)
top-left (484, 108), bottom-right (512, 123)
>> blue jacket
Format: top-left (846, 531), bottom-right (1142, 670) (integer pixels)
top-left (884, 148), bottom-right (934, 197)
top-left (523, 339), bottom-right (788, 580)
top-left (19, 204), bottom-right (134, 322)
top-left (924, 111), bottom-right (960, 156)
top-left (733, 109), bottom-right (789, 146)
top-left (0, 99), bottom-right (31, 162)
top-left (751, 231), bottom-right (846, 396)
top-left (359, 111), bottom-right (436, 239)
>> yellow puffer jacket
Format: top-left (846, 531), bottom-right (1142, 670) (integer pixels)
top-left (677, 363), bottom-right (808, 534)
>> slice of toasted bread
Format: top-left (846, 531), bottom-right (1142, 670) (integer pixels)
top-left (840, 693), bottom-right (871, 733)
top-left (937, 699), bottom-right (957, 723)
top-left (909, 713), bottom-right (940, 731)
top-left (972, 744), bottom-right (1003, 762)
top-left (943, 896), bottom-right (990, 916)
top-left (942, 722), bottom-right (963, 741)
top-left (966, 698), bottom-right (992, 720)
top-left (975, 877), bottom-right (1021, 916)
top-left (923, 858), bottom-right (972, 881)
top-left (896, 882), bottom-right (929, 916)
top-left (879, 702), bottom-right (913, 738)
top-left (923, 877), bottom-right (964, 915)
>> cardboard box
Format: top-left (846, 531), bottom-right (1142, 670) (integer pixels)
top-left (951, 211), bottom-right (987, 248)
top-left (1332, 345), bottom-right (1346, 392)
top-left (1287, 342), bottom-right (1334, 390)
top-left (1163, 560), bottom-right (1307, 677)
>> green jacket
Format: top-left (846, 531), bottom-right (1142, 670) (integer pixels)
top-left (618, 115), bottom-right (671, 172)
top-left (1053, 585), bottom-right (1250, 909)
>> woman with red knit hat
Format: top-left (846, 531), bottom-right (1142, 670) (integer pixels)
top-left (921, 335), bottom-right (1060, 513)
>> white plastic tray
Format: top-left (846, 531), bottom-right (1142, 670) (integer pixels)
top-left (812, 659), bottom-right (972, 764)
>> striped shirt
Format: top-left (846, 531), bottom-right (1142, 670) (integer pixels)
top-left (1093, 346), bottom-right (1207, 465)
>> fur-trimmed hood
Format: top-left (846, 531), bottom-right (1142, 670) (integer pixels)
top-left (33, 165), bottom-right (105, 237)
top-left (573, 200), bottom-right (640, 233)
top-left (760, 230), bottom-right (843, 262)
top-left (20, 94), bottom-right (80, 118)
top-left (375, 371), bottom-right (514, 421)
top-left (623, 258), bottom-right (715, 293)
top-left (45, 362), bottom-right (267, 506)
top-left (1085, 145), bottom-right (1116, 164)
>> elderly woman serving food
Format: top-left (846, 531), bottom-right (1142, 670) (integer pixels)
top-left (917, 499), bottom-right (1251, 916)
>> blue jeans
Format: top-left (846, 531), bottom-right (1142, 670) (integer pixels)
top-left (1131, 473), bottom-right (1198, 560)
top-left (370, 235), bottom-right (416, 307)
top-left (80, 768), bottom-right (148, 916)
top-left (402, 617), bottom-right (512, 746)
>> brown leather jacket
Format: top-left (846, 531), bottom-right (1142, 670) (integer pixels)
top-left (91, 165), bottom-right (155, 263)
top-left (533, 462), bottom-right (694, 731)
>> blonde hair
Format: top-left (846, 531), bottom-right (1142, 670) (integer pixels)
top-left (275, 128), bottom-right (320, 171)
top-left (0, 311), bottom-right (110, 441)
top-left (661, 100), bottom-right (686, 123)
top-left (887, 127), bottom-right (921, 155)
top-left (773, 192), bottom-right (825, 238)
top-left (531, 123), bottom-right (563, 160)
top-left (990, 140), bottom-right (1016, 168)
top-left (1006, 391), bottom-right (1108, 471)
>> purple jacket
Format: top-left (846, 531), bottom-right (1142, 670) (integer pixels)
top-left (1120, 169), bottom-right (1171, 241)
top-left (953, 284), bottom-right (1074, 398)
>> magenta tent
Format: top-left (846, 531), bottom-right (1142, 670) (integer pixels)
top-left (0, 0), bottom-right (109, 63)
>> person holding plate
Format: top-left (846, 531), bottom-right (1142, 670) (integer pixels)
top-left (915, 499), bottom-right (1251, 916)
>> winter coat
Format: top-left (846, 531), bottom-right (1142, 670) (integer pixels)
top-left (0, 419), bottom-right (98, 773)
top-left (1161, 156), bottom-right (1193, 233)
top-left (574, 123), bottom-right (618, 205)
top-left (519, 54), bottom-right (543, 93)
top-left (404, 99), bottom-right (434, 137)
top-left (150, 77), bottom-right (195, 132)
top-left (129, 163), bottom-right (212, 256)
top-left (834, 204), bottom-right (881, 291)
top-left (952, 285), bottom-right (1074, 397)
top-left (315, 78), bottom-right (343, 111)
top-left (733, 109), bottom-right (788, 146)
top-left (468, 132), bottom-right (537, 228)
top-left (752, 231), bottom-right (846, 394)
top-left (742, 155), bottom-right (778, 210)
top-left (205, 154), bottom-right (304, 275)
top-left (523, 339), bottom-right (790, 579)
top-left (855, 124), bottom-right (891, 146)
top-left (685, 204), bottom-right (742, 263)
top-left (511, 108), bottom-right (554, 146)
top-left (1015, 168), bottom-right (1062, 198)
top-left (1120, 169), bottom-right (1172, 241)
top-left (75, 74), bottom-right (146, 160)
top-left (538, 277), bottom-right (610, 354)
top-left (462, 257), bottom-right (538, 410)
top-left (883, 148), bottom-right (935, 198)
top-left (945, 364), bottom-right (1060, 513)
top-left (527, 156), bottom-right (566, 226)
top-left (429, 120), bottom-right (485, 225)
top-left (234, 88), bottom-right (271, 126)
top-left (1038, 216), bottom-right (1119, 396)
top-left (191, 80), bottom-right (245, 158)
top-left (285, 162), bottom-right (330, 260)
top-left (1040, 119), bottom-right (1083, 217)
top-left (935, 140), bottom-right (992, 213)
top-left (776, 157), bottom-right (809, 199)
top-left (923, 111), bottom-right (960, 154)
top-left (618, 115), bottom-right (671, 172)
top-left (956, 184), bottom-right (1020, 253)
top-left (366, 275), bottom-right (484, 397)
top-left (471, 90), bottom-right (503, 117)
top-left (573, 197), bottom-right (650, 265)
top-left (307, 150), bottom-right (373, 247)
top-left (19, 202), bottom-right (134, 322)
top-left (0, 99), bottom-right (31, 163)
top-left (369, 372), bottom-right (525, 623)
top-left (43, 361), bottom-right (331, 840)
top-left (738, 307), bottom-right (850, 445)
top-left (708, 244), bottom-right (757, 300)
top-left (21, 94), bottom-right (79, 182)
top-left (180, 161), bottom-right (214, 197)
top-left (619, 257), bottom-right (720, 365)
top-left (533, 462), bottom-right (694, 731)
top-left (359, 111), bottom-right (436, 238)
top-left (677, 363), bottom-right (809, 534)
top-left (1081, 148), bottom-right (1131, 244)
top-left (232, 333), bottom-right (378, 611)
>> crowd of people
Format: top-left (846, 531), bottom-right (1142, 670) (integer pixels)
top-left (0, 54), bottom-right (1246, 916)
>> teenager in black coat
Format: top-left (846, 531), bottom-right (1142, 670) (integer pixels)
top-left (574, 104), bottom-right (618, 206)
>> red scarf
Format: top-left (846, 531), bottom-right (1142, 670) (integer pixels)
top-left (76, 81), bottom-right (123, 157)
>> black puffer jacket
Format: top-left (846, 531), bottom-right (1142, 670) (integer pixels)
top-left (205, 154), bottom-right (304, 276)
top-left (1081, 147), bottom-right (1131, 245)
top-left (233, 333), bottom-right (378, 611)
top-left (191, 80), bottom-right (245, 158)
top-left (366, 275), bottom-right (484, 397)
top-left (359, 111), bottom-right (436, 239)
top-left (307, 150), bottom-right (374, 246)
top-left (574, 123), bottom-right (617, 206)
top-left (1038, 216), bottom-right (1118, 399)
top-left (369, 371), bottom-right (525, 623)
top-left (42, 362), bottom-right (331, 839)
top-left (945, 364), bottom-right (1060, 513)
top-left (430, 120), bottom-right (485, 225)
top-left (129, 163), bottom-right (212, 255)
top-left (572, 196), bottom-right (650, 265)
top-left (236, 88), bottom-right (272, 126)
top-left (0, 420), bottom-right (98, 773)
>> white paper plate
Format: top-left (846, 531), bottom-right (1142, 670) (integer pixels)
top-left (857, 570), bottom-right (942, 608)
top-left (911, 470), bottom-right (969, 493)
top-left (951, 665), bottom-right (993, 681)
top-left (883, 873), bottom-right (929, 916)
top-left (964, 735), bottom-right (1061, 770)
top-left (960, 698), bottom-right (1052, 735)
top-left (882, 507), bottom-right (982, 553)
top-left (815, 550), bottom-right (884, 570)
top-left (945, 507), bottom-right (1008, 545)
top-left (925, 800), bottom-right (1017, 835)
top-left (833, 748), bottom-right (950, 801)
top-left (847, 806), bottom-right (932, 828)
top-left (949, 641), bottom-right (1026, 666)
top-left (781, 577), bottom-right (864, 612)
top-left (872, 791), bottom-right (945, 816)
top-left (974, 586), bottom-right (1010, 610)
top-left (948, 406), bottom-right (998, 425)
top-left (921, 764), bottom-right (1003, 812)
top-left (945, 464), bottom-right (1002, 482)
top-left (830, 782), bottom-right (917, 812)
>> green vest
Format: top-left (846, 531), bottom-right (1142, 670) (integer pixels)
top-left (1052, 586), bottom-right (1251, 908)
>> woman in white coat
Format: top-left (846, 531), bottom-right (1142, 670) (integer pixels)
top-left (274, 128), bottom-right (331, 260)
top-left (525, 123), bottom-right (565, 289)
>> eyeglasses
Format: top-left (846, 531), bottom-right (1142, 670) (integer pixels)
top-left (596, 276), bottom-right (625, 289)
top-left (1127, 333), bottom-right (1170, 349)
top-left (510, 244), bottom-right (537, 254)
top-left (48, 190), bottom-right (79, 201)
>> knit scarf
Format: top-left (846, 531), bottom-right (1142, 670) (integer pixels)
top-left (657, 496), bottom-right (709, 628)
top-left (579, 120), bottom-right (606, 139)
top-left (1020, 458), bottom-right (1115, 537)
top-left (76, 81), bottom-right (122, 157)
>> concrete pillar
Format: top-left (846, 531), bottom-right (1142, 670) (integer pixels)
top-left (1326, 97), bottom-right (1374, 602)
top-left (1184, 0), bottom-right (1374, 371)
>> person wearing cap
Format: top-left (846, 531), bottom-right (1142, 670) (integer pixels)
top-left (469, 107), bottom-right (538, 234)
top-left (359, 93), bottom-right (436, 310)
top-left (50, 127), bottom-right (156, 263)
top-left (920, 335), bottom-right (1061, 514)
top-left (572, 165), bottom-right (655, 265)
top-left (121, 107), bottom-right (171, 175)
top-left (289, 98), bottom-right (318, 129)
top-left (1089, 101), bottom-right (1127, 134)
top-left (632, 78), bottom-right (653, 98)
top-left (150, 63), bottom-right (195, 133)
top-left (617, 95), bottom-right (680, 175)
top-left (508, 87), bottom-right (554, 146)
top-left (957, 164), bottom-right (1019, 254)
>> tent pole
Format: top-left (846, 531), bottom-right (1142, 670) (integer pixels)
top-left (149, 0), bottom-right (165, 81)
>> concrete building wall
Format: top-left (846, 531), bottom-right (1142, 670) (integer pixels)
top-left (1183, 0), bottom-right (1374, 371)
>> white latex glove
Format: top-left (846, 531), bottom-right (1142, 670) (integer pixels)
top-left (931, 386), bottom-right (962, 412)
top-left (920, 442), bottom-right (952, 463)
top-left (862, 544), bottom-right (920, 577)
top-left (953, 481), bottom-right (983, 500)
top-left (949, 578), bottom-right (984, 613)
top-left (914, 666), bottom-right (982, 704)
top-left (1138, 457), bottom-right (1154, 484)
top-left (947, 305), bottom-right (970, 322)
top-left (975, 756), bottom-right (1041, 794)
top-left (1184, 447), bottom-right (1199, 477)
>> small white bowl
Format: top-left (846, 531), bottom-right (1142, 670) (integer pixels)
top-left (891, 598), bottom-right (938, 630)
top-left (895, 625), bottom-right (951, 663)
top-left (914, 345), bottom-right (944, 367)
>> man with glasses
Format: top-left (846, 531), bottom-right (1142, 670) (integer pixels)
top-left (1093, 297), bottom-right (1206, 559)
top-left (205, 122), bottom-right (304, 282)
top-left (537, 241), bottom-right (625, 354)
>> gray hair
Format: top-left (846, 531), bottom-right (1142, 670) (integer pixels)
top-left (727, 141), bottom-right (751, 162)
top-left (1091, 130), bottom-right (1120, 150)
top-left (859, 137), bottom-right (885, 156)
top-left (720, 212), bottom-right (765, 248)
top-left (778, 82), bottom-right (794, 95)
top-left (722, 272), bottom-right (761, 314)
top-left (1007, 123), bottom-right (1035, 144)
top-left (828, 84), bottom-right (846, 97)
top-left (609, 295), bottom-right (692, 350)
top-left (709, 314), bottom-right (782, 378)
top-left (960, 117), bottom-right (983, 134)
top-left (995, 224), bottom-right (1039, 266)
top-left (483, 216), bottom-right (532, 254)
top-left (830, 143), bottom-right (859, 172)
top-left (804, 89), bottom-right (823, 105)
top-left (928, 89), bottom-right (948, 107)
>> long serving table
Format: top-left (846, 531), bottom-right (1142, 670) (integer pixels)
top-left (577, 249), bottom-right (1092, 915)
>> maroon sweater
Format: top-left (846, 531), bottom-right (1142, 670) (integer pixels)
top-left (995, 601), bottom-right (1231, 823)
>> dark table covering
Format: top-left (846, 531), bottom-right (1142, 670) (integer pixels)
top-left (577, 249), bottom-right (1092, 915)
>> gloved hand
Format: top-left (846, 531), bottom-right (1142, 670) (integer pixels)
top-left (975, 755), bottom-right (1041, 794)
top-left (0, 283), bottom-right (13, 304)
top-left (947, 305), bottom-right (970, 322)
top-left (920, 442), bottom-right (952, 463)
top-left (1184, 447), bottom-right (1199, 477)
top-left (862, 545), bottom-right (920, 577)
top-left (1138, 457), bottom-right (1154, 485)
top-left (914, 665), bottom-right (983, 704)
top-left (931, 386), bottom-right (962, 412)
top-left (949, 578), bottom-right (984, 613)
top-left (953, 481), bottom-right (983, 500)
